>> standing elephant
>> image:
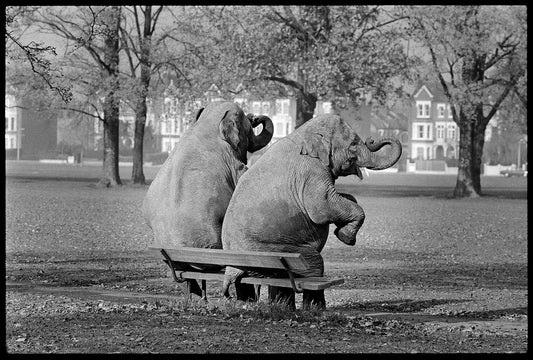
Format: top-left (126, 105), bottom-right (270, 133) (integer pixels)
top-left (143, 101), bottom-right (273, 298)
top-left (221, 114), bottom-right (401, 309)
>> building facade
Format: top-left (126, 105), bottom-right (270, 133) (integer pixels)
top-left (5, 93), bottom-right (19, 151)
top-left (409, 84), bottom-right (459, 161)
top-left (5, 88), bottom-right (58, 159)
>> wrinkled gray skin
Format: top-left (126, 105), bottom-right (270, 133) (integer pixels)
top-left (221, 114), bottom-right (402, 307)
top-left (143, 101), bottom-right (273, 296)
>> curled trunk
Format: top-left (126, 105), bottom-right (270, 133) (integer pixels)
top-left (357, 137), bottom-right (402, 170)
top-left (248, 115), bottom-right (274, 152)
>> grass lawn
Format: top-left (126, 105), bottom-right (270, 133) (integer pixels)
top-left (4, 162), bottom-right (528, 353)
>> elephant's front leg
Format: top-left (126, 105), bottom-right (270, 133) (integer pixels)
top-left (306, 186), bottom-right (365, 247)
top-left (333, 192), bottom-right (365, 246)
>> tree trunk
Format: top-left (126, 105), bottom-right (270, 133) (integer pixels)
top-left (98, 6), bottom-right (122, 187)
top-left (131, 6), bottom-right (153, 185)
top-left (472, 110), bottom-right (487, 194)
top-left (454, 110), bottom-right (478, 198)
top-left (295, 90), bottom-right (317, 129)
top-left (132, 100), bottom-right (147, 185)
top-left (100, 97), bottom-right (121, 187)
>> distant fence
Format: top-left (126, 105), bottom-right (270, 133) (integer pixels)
top-left (406, 160), bottom-right (457, 174)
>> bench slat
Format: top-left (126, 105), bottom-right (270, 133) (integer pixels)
top-left (150, 246), bottom-right (310, 271)
top-left (172, 271), bottom-right (344, 291)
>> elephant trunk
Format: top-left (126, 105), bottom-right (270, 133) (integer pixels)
top-left (356, 137), bottom-right (402, 170)
top-left (248, 115), bottom-right (274, 152)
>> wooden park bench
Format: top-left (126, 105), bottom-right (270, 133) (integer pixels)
top-left (149, 246), bottom-right (344, 301)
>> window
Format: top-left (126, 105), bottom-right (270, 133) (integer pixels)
top-left (286, 122), bottom-right (291, 135)
top-left (436, 125), bottom-right (445, 139)
top-left (416, 101), bottom-right (431, 118)
top-left (5, 136), bottom-right (9, 149)
top-left (447, 124), bottom-right (456, 140)
top-left (413, 123), bottom-right (432, 140)
top-left (11, 117), bottom-right (15, 131)
top-left (427, 147), bottom-right (431, 159)
top-left (437, 104), bottom-right (445, 118)
top-left (5, 117), bottom-right (8, 130)
top-left (275, 99), bottom-right (291, 116)
top-left (417, 125), bottom-right (424, 138)
top-left (262, 102), bottom-right (270, 115)
top-left (11, 138), bottom-right (15, 149)
top-left (173, 119), bottom-right (179, 134)
top-left (275, 122), bottom-right (284, 137)
top-left (447, 104), bottom-right (453, 118)
top-left (252, 101), bottom-right (261, 114)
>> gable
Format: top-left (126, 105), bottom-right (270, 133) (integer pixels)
top-left (414, 85), bottom-right (433, 100)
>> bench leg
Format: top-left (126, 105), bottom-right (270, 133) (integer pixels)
top-left (235, 282), bottom-right (259, 302)
top-left (201, 280), bottom-right (207, 301)
top-left (302, 289), bottom-right (326, 310)
top-left (184, 279), bottom-right (203, 298)
top-left (268, 286), bottom-right (295, 310)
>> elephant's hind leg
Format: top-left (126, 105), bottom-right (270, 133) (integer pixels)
top-left (235, 282), bottom-right (259, 302)
top-left (302, 290), bottom-right (326, 310)
top-left (268, 286), bottom-right (296, 310)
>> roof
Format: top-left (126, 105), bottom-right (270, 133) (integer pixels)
top-left (413, 82), bottom-right (449, 103)
top-left (370, 108), bottom-right (408, 131)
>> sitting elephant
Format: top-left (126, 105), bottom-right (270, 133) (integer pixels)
top-left (143, 101), bottom-right (273, 298)
top-left (221, 114), bottom-right (401, 309)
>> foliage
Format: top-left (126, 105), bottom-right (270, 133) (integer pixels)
top-left (403, 5), bottom-right (527, 197)
top-left (179, 6), bottom-right (416, 113)
top-left (403, 5), bottom-right (526, 123)
top-left (5, 6), bottom-right (73, 103)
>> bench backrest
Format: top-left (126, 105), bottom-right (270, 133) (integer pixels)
top-left (149, 246), bottom-right (310, 272)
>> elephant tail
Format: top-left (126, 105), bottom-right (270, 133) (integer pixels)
top-left (222, 266), bottom-right (246, 298)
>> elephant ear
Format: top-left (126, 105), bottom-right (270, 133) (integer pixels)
top-left (300, 133), bottom-right (330, 167)
top-left (219, 110), bottom-right (240, 151)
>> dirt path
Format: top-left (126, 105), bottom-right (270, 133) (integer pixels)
top-left (6, 281), bottom-right (527, 353)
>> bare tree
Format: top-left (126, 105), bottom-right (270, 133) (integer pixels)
top-left (32, 6), bottom-right (123, 186)
top-left (5, 6), bottom-right (72, 103)
top-left (405, 5), bottom-right (527, 197)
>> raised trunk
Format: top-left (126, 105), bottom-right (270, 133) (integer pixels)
top-left (248, 115), bottom-right (274, 152)
top-left (358, 137), bottom-right (402, 170)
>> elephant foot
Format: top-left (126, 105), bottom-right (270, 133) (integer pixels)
top-left (302, 290), bottom-right (326, 310)
top-left (268, 286), bottom-right (296, 310)
top-left (334, 220), bottom-right (363, 246)
top-left (222, 266), bottom-right (246, 298)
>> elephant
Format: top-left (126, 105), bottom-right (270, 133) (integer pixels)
top-left (220, 114), bottom-right (402, 309)
top-left (142, 101), bottom-right (273, 298)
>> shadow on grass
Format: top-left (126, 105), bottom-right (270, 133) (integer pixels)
top-left (332, 298), bottom-right (528, 321)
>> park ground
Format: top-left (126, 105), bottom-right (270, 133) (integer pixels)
top-left (4, 161), bottom-right (528, 353)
